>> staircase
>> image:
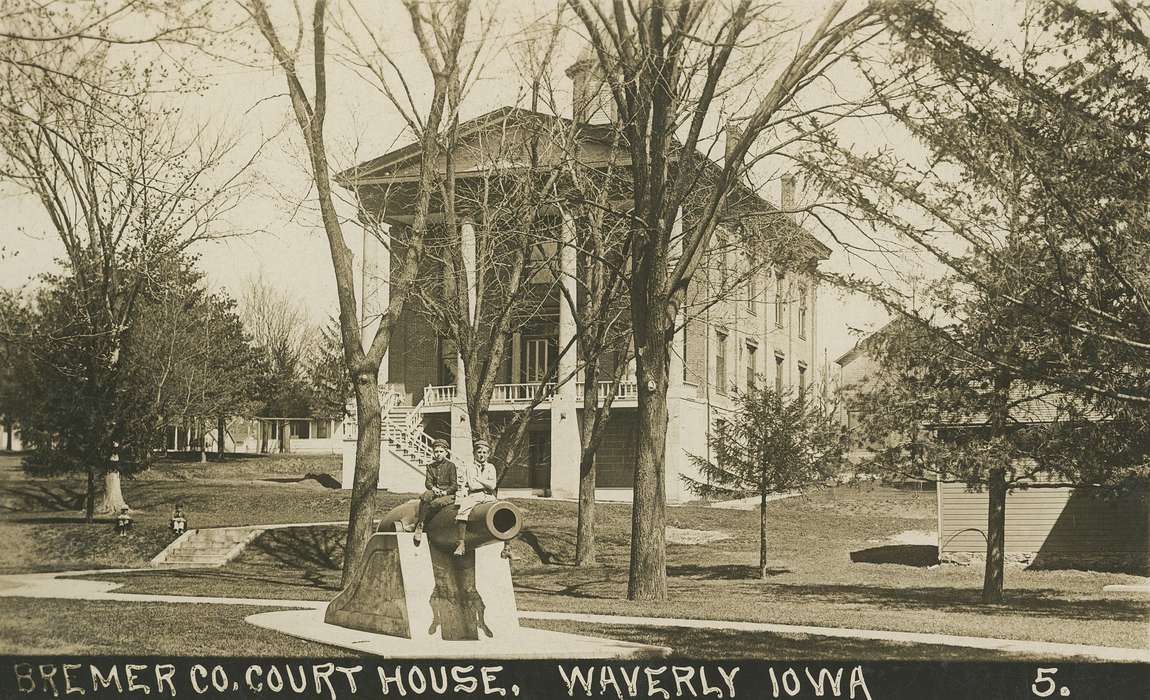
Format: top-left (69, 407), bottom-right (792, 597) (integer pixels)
top-left (379, 393), bottom-right (464, 473)
top-left (150, 526), bottom-right (263, 568)
top-left (346, 389), bottom-right (463, 475)
top-left (382, 406), bottom-right (431, 467)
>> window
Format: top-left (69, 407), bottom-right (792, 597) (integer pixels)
top-left (746, 253), bottom-right (757, 314)
top-left (316, 420), bottom-right (330, 439)
top-left (746, 342), bottom-right (757, 390)
top-left (682, 327), bottom-right (689, 381)
top-left (798, 362), bottom-right (808, 397)
top-left (775, 352), bottom-right (785, 394)
top-left (438, 337), bottom-right (458, 386)
top-left (715, 331), bottom-right (728, 395)
top-left (523, 337), bottom-right (557, 383)
top-left (798, 285), bottom-right (808, 339)
top-left (717, 234), bottom-right (730, 291)
top-left (290, 420), bottom-right (311, 439)
top-left (775, 273), bottom-right (786, 327)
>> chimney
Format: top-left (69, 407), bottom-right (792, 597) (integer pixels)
top-left (724, 121), bottom-right (745, 168)
top-left (780, 173), bottom-right (796, 212)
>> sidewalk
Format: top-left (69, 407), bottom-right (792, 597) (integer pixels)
top-left (1, 569), bottom-right (1146, 662)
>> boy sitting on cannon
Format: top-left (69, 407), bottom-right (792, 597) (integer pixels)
top-left (412, 439), bottom-right (457, 545)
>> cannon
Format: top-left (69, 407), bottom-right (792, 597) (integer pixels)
top-left (324, 497), bottom-right (523, 641)
top-left (376, 498), bottom-right (522, 550)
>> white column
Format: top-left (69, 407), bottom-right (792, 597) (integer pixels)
top-left (665, 213), bottom-right (686, 503)
top-left (550, 211), bottom-right (581, 498)
top-left (451, 219), bottom-right (477, 455)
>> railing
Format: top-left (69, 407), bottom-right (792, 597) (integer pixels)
top-left (342, 385), bottom-right (403, 440)
top-left (421, 379), bottom-right (639, 407)
top-left (423, 385), bottom-right (458, 406)
top-left (575, 380), bottom-right (638, 403)
top-left (492, 382), bottom-right (555, 403)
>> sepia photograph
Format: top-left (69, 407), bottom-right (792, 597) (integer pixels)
top-left (0, 0), bottom-right (1147, 697)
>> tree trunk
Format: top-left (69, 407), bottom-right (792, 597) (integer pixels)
top-left (84, 463), bottom-right (95, 522)
top-left (280, 419), bottom-right (291, 453)
top-left (575, 449), bottom-right (597, 566)
top-left (199, 418), bottom-right (207, 463)
top-left (982, 370), bottom-right (1011, 604)
top-left (628, 330), bottom-right (669, 601)
top-left (760, 490), bottom-right (769, 579)
top-left (4, 417), bottom-right (11, 451)
top-left (217, 416), bottom-right (226, 458)
top-left (342, 372), bottom-right (383, 587)
top-left (981, 466), bottom-right (1007, 603)
top-left (95, 469), bottom-right (130, 514)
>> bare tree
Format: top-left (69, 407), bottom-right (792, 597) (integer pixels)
top-left (245, 0), bottom-right (476, 584)
top-left (0, 40), bottom-right (253, 517)
top-left (240, 275), bottom-right (317, 453)
top-left (566, 0), bottom-right (882, 600)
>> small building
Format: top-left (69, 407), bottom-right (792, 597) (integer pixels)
top-left (931, 393), bottom-right (1148, 572)
top-left (937, 479), bottom-right (1148, 571)
top-left (838, 329), bottom-right (1148, 572)
top-left (164, 416), bottom-right (345, 455)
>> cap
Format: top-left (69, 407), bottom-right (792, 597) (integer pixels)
top-left (431, 439), bottom-right (450, 450)
top-left (473, 439), bottom-right (490, 450)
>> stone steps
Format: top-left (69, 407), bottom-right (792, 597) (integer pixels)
top-left (150, 527), bottom-right (262, 568)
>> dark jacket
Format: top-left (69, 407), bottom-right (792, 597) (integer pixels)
top-left (425, 458), bottom-right (458, 494)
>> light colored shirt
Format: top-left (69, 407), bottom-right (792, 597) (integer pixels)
top-left (458, 460), bottom-right (497, 494)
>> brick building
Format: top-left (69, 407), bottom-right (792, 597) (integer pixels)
top-left (338, 56), bottom-right (828, 503)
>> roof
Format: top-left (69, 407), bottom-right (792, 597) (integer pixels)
top-left (835, 320), bottom-right (897, 366)
top-left (337, 106), bottom-right (831, 258)
top-left (928, 386), bottom-right (1109, 428)
top-left (335, 106), bottom-right (615, 184)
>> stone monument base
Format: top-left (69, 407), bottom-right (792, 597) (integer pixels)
top-left (246, 608), bottom-right (670, 659)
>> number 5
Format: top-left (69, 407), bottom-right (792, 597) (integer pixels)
top-left (1032, 668), bottom-right (1058, 697)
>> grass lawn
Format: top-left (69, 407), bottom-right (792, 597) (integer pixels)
top-left (2, 453), bottom-right (1147, 657)
top-left (0, 452), bottom-right (388, 572)
top-left (0, 598), bottom-right (1047, 660)
top-left (0, 598), bottom-right (344, 656)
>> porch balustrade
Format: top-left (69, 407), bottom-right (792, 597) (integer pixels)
top-left (421, 380), bottom-right (638, 408)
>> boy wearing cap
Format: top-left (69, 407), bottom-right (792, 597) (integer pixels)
top-left (453, 439), bottom-right (499, 555)
top-left (413, 439), bottom-right (458, 545)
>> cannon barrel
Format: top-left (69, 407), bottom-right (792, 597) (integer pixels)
top-left (377, 498), bottom-right (522, 551)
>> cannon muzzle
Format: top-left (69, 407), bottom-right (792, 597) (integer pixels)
top-left (377, 498), bottom-right (522, 551)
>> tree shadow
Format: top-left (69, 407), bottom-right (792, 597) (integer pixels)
top-left (259, 473), bottom-right (341, 489)
top-left (516, 528), bottom-right (562, 565)
top-left (0, 483), bottom-right (87, 513)
top-left (767, 582), bottom-right (1150, 623)
top-left (850, 545), bottom-right (939, 567)
top-left (5, 516), bottom-right (113, 524)
top-left (247, 526), bottom-right (344, 572)
top-left (668, 564), bottom-right (791, 580)
top-left (514, 576), bottom-right (618, 600)
top-left (90, 566), bottom-right (340, 594)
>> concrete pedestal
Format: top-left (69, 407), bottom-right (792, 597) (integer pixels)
top-left (325, 533), bottom-right (517, 641)
top-left (247, 608), bottom-right (669, 658)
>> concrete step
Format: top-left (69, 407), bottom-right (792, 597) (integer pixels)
top-left (163, 554), bottom-right (230, 564)
top-left (150, 526), bottom-right (264, 567)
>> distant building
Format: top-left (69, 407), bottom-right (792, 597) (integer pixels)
top-left (837, 326), bottom-right (1147, 571)
top-left (164, 416), bottom-right (345, 455)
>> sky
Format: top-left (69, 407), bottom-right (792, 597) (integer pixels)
top-left (0, 0), bottom-right (1030, 378)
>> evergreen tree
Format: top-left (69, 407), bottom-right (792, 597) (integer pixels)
top-left (684, 385), bottom-right (845, 579)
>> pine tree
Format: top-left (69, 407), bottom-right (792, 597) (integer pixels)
top-left (684, 385), bottom-right (845, 579)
